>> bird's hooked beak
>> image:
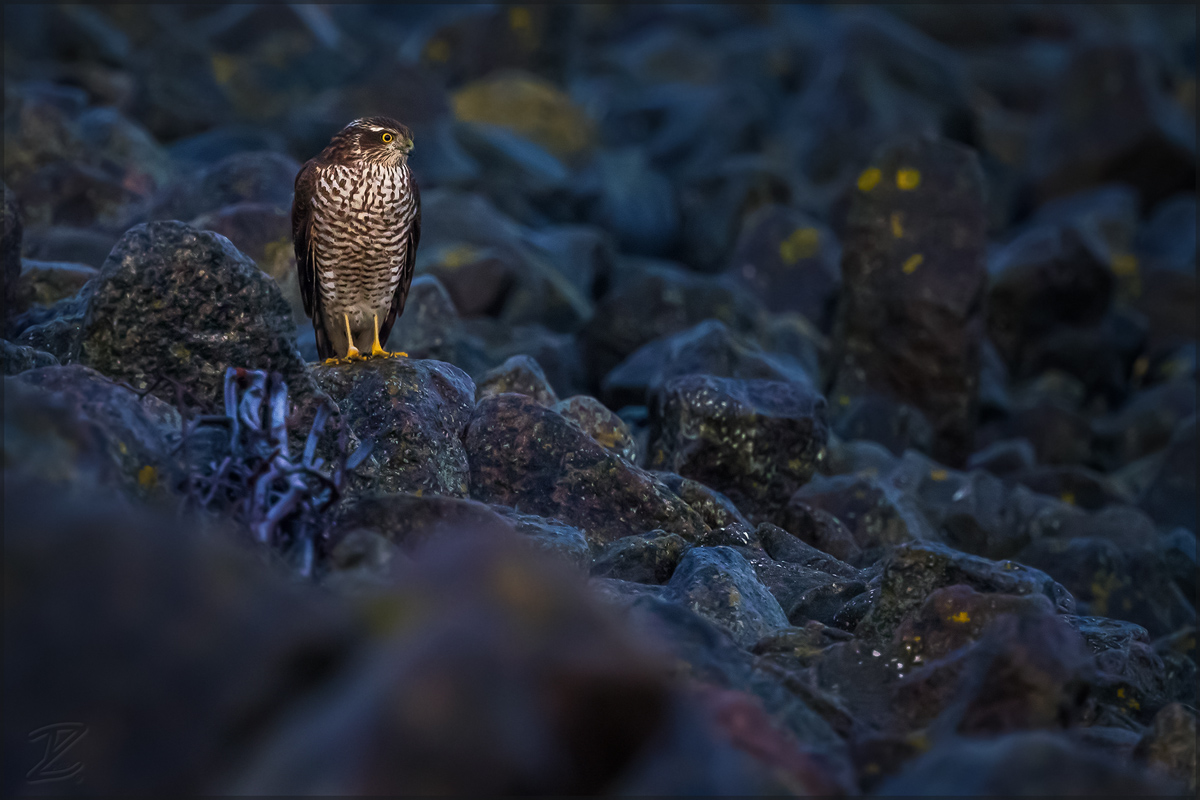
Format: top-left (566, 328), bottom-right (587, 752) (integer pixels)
top-left (399, 137), bottom-right (414, 154)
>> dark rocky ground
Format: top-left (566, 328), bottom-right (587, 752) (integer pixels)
top-left (2, 4), bottom-right (1196, 796)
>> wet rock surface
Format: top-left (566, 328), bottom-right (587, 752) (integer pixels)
top-left (5, 364), bottom-right (182, 498)
top-left (79, 221), bottom-right (314, 408)
top-left (4, 5), bottom-right (1196, 794)
top-left (648, 375), bottom-right (827, 520)
top-left (553, 394), bottom-right (639, 463)
top-left (829, 136), bottom-right (988, 466)
top-left (314, 358), bottom-right (475, 499)
top-left (475, 353), bottom-right (559, 405)
top-left (465, 393), bottom-right (709, 545)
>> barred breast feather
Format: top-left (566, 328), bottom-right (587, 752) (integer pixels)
top-left (293, 158), bottom-right (421, 360)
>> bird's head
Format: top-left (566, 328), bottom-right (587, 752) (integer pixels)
top-left (330, 117), bottom-right (414, 166)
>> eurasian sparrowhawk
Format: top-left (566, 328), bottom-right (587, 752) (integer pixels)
top-left (292, 117), bottom-right (421, 362)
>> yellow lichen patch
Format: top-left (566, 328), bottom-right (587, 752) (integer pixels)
top-left (492, 559), bottom-right (545, 618)
top-left (902, 253), bottom-right (924, 274)
top-left (439, 244), bottom-right (479, 269)
top-left (137, 465), bottom-right (158, 488)
top-left (592, 428), bottom-right (621, 450)
top-left (424, 38), bottom-right (450, 63)
top-left (728, 588), bottom-right (742, 605)
top-left (171, 344), bottom-right (191, 361)
top-left (452, 72), bottom-right (594, 158)
top-left (1111, 252), bottom-right (1139, 276)
top-left (857, 167), bottom-right (882, 192)
top-left (210, 53), bottom-right (237, 85)
top-left (360, 594), bottom-right (417, 637)
top-left (261, 237), bottom-right (294, 276)
top-left (949, 611), bottom-right (971, 624)
top-left (508, 6), bottom-right (532, 30)
top-left (1111, 252), bottom-right (1142, 298)
top-left (896, 168), bottom-right (921, 190)
top-left (838, 395), bottom-right (851, 406)
top-left (890, 212), bottom-right (904, 238)
top-left (929, 469), bottom-right (948, 481)
top-left (1117, 687), bottom-right (1126, 698)
top-left (907, 732), bottom-right (931, 752)
top-left (779, 227), bottom-right (821, 264)
top-left (1061, 491), bottom-right (1076, 505)
top-left (118, 441), bottom-right (128, 455)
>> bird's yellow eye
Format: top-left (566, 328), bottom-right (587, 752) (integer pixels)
top-left (381, 132), bottom-right (393, 143)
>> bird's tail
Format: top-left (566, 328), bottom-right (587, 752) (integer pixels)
top-left (313, 311), bottom-right (335, 361)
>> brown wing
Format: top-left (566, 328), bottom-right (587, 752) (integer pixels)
top-left (379, 177), bottom-right (421, 347)
top-left (292, 160), bottom-right (334, 359)
top-left (292, 159), bottom-right (320, 319)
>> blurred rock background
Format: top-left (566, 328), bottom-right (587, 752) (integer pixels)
top-left (3, 3), bottom-right (1195, 796)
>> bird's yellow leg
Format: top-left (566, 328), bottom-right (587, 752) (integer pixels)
top-left (343, 313), bottom-right (364, 361)
top-left (369, 314), bottom-right (406, 358)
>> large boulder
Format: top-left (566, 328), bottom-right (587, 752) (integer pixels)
top-left (829, 135), bottom-right (988, 466)
top-left (662, 546), bottom-right (790, 649)
top-left (314, 358), bottom-right (475, 499)
top-left (1, 480), bottom-right (360, 796)
top-left (854, 540), bottom-right (1076, 644)
top-left (231, 529), bottom-right (786, 795)
top-left (465, 393), bottom-right (709, 545)
top-left (648, 375), bottom-right (827, 520)
top-left (4, 364), bottom-right (182, 498)
top-left (73, 221), bottom-right (315, 408)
